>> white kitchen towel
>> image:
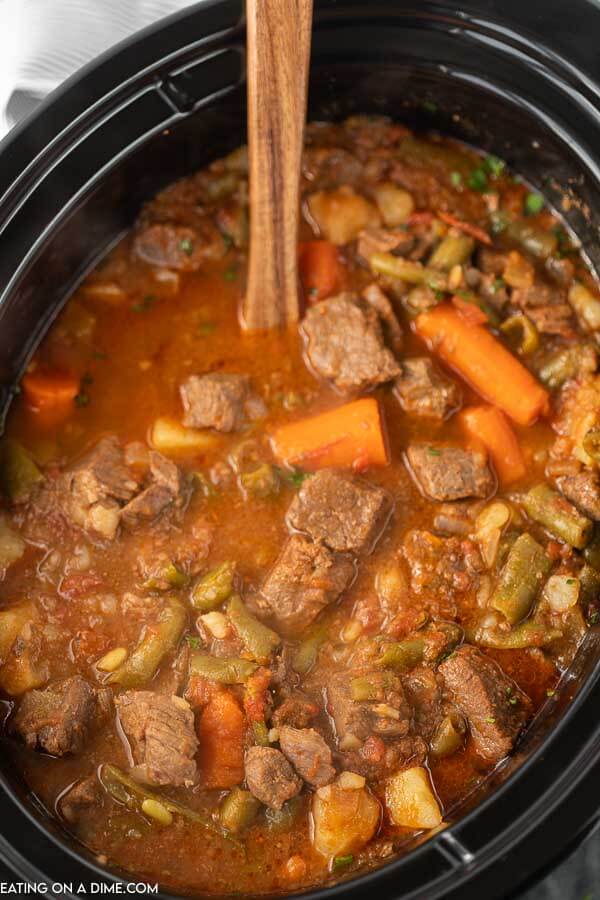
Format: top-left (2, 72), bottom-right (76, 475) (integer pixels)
top-left (0, 0), bottom-right (196, 137)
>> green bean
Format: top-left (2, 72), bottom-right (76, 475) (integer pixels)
top-left (108, 598), bottom-right (186, 688)
top-left (292, 622), bottom-right (329, 675)
top-left (582, 428), bottom-right (600, 463)
top-left (101, 765), bottom-right (229, 839)
top-left (219, 787), bottom-right (261, 834)
top-left (522, 484), bottom-right (593, 549)
top-left (430, 713), bottom-right (466, 758)
top-left (491, 533), bottom-right (552, 624)
top-left (474, 620), bottom-right (563, 649)
top-left (189, 652), bottom-right (258, 683)
top-left (191, 561), bottom-right (236, 612)
top-left (500, 313), bottom-right (539, 355)
top-left (369, 252), bottom-right (448, 292)
top-left (584, 529), bottom-right (600, 570)
top-left (428, 234), bottom-right (474, 271)
top-left (0, 439), bottom-right (43, 503)
top-left (505, 219), bottom-right (558, 260)
top-left (350, 672), bottom-right (395, 702)
top-left (227, 594), bottom-right (280, 663)
top-left (143, 562), bottom-right (188, 592)
top-left (239, 464), bottom-right (279, 499)
top-left (568, 282), bottom-right (600, 331)
top-left (377, 638), bottom-right (424, 671)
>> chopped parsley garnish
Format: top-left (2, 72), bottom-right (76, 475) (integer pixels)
top-left (427, 447), bottom-right (442, 456)
top-left (524, 192), bottom-right (544, 215)
top-left (467, 167), bottom-right (488, 192)
top-left (485, 717), bottom-right (496, 724)
top-left (223, 267), bottom-right (237, 281)
top-left (421, 100), bottom-right (437, 114)
top-left (450, 171), bottom-right (463, 189)
top-left (490, 211), bottom-right (509, 234)
top-left (180, 237), bottom-right (195, 256)
top-left (492, 277), bottom-right (506, 293)
top-left (508, 697), bottom-right (519, 706)
top-left (132, 294), bottom-right (156, 313)
top-left (566, 577), bottom-right (576, 585)
top-left (197, 322), bottom-right (216, 337)
top-left (433, 289), bottom-right (445, 301)
top-left (484, 155), bottom-right (506, 178)
top-left (186, 636), bottom-right (202, 649)
top-left (275, 466), bottom-right (312, 488)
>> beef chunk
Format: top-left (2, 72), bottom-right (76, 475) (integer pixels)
top-left (59, 775), bottom-right (102, 825)
top-left (439, 646), bottom-right (532, 762)
top-left (558, 471), bottom-right (600, 521)
top-left (362, 283), bottom-right (404, 353)
top-left (279, 726), bottom-right (335, 787)
top-left (394, 358), bottom-right (461, 420)
top-left (477, 247), bottom-right (509, 276)
top-left (116, 691), bottom-right (198, 787)
top-left (402, 666), bottom-right (444, 741)
top-left (121, 452), bottom-right (187, 528)
top-left (526, 303), bottom-right (575, 337)
top-left (272, 694), bottom-right (319, 729)
top-left (244, 746), bottom-right (301, 809)
top-left (61, 437), bottom-right (140, 540)
top-left (133, 222), bottom-right (224, 272)
top-left (357, 227), bottom-right (415, 262)
top-left (12, 676), bottom-right (110, 756)
top-left (327, 669), bottom-right (411, 743)
top-left (301, 293), bottom-right (400, 393)
top-left (256, 535), bottom-right (354, 636)
top-left (179, 373), bottom-right (264, 432)
top-left (406, 444), bottom-right (494, 501)
top-left (286, 469), bottom-right (392, 554)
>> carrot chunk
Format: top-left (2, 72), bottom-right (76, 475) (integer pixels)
top-left (196, 690), bottom-right (245, 789)
top-left (460, 405), bottom-right (526, 484)
top-left (21, 370), bottom-right (80, 427)
top-left (271, 397), bottom-right (389, 471)
top-left (299, 241), bottom-right (342, 302)
top-left (414, 305), bottom-right (549, 426)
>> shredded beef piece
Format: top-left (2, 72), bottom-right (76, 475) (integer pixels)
top-left (244, 746), bottom-right (301, 810)
top-left (342, 734), bottom-right (427, 781)
top-left (116, 691), bottom-right (198, 787)
top-left (59, 775), bottom-right (102, 824)
top-left (121, 452), bottom-right (187, 528)
top-left (287, 469), bottom-right (392, 554)
top-left (406, 444), bottom-right (494, 501)
top-left (279, 726), bottom-right (335, 787)
top-left (272, 694), bottom-right (319, 729)
top-left (256, 535), bottom-right (354, 636)
top-left (356, 227), bottom-right (415, 262)
top-left (557, 471), bottom-right (600, 521)
top-left (327, 669), bottom-right (410, 743)
top-left (439, 646), bottom-right (532, 762)
top-left (394, 358), bottom-right (461, 420)
top-left (402, 666), bottom-right (445, 742)
top-left (361, 283), bottom-right (404, 352)
top-left (179, 373), bottom-right (264, 432)
top-left (301, 293), bottom-right (400, 393)
top-left (133, 222), bottom-right (224, 272)
top-left (12, 676), bottom-right (110, 756)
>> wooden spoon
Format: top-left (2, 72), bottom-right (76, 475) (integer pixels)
top-left (242, 0), bottom-right (313, 330)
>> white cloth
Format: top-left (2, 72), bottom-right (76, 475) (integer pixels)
top-left (0, 0), bottom-right (196, 136)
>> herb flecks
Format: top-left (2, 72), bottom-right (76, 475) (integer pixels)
top-left (525, 192), bottom-right (544, 216)
top-left (180, 237), bottom-right (195, 256)
top-left (132, 295), bottom-right (157, 313)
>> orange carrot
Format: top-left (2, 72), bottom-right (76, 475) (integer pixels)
top-left (271, 397), bottom-right (389, 471)
top-left (438, 211), bottom-right (492, 245)
top-left (414, 305), bottom-right (549, 426)
top-left (460, 405), bottom-right (526, 484)
top-left (21, 370), bottom-right (80, 427)
top-left (196, 690), bottom-right (245, 789)
top-left (451, 295), bottom-right (488, 326)
top-left (298, 241), bottom-right (342, 302)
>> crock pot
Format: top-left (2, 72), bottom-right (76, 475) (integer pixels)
top-left (1, 1), bottom-right (600, 897)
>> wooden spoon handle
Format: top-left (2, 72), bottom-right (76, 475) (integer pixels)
top-left (242, 0), bottom-right (313, 330)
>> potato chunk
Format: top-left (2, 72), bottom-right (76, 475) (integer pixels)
top-left (150, 417), bottom-right (220, 454)
top-left (307, 187), bottom-right (381, 245)
top-left (311, 778), bottom-right (380, 858)
top-left (385, 766), bottom-right (442, 829)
